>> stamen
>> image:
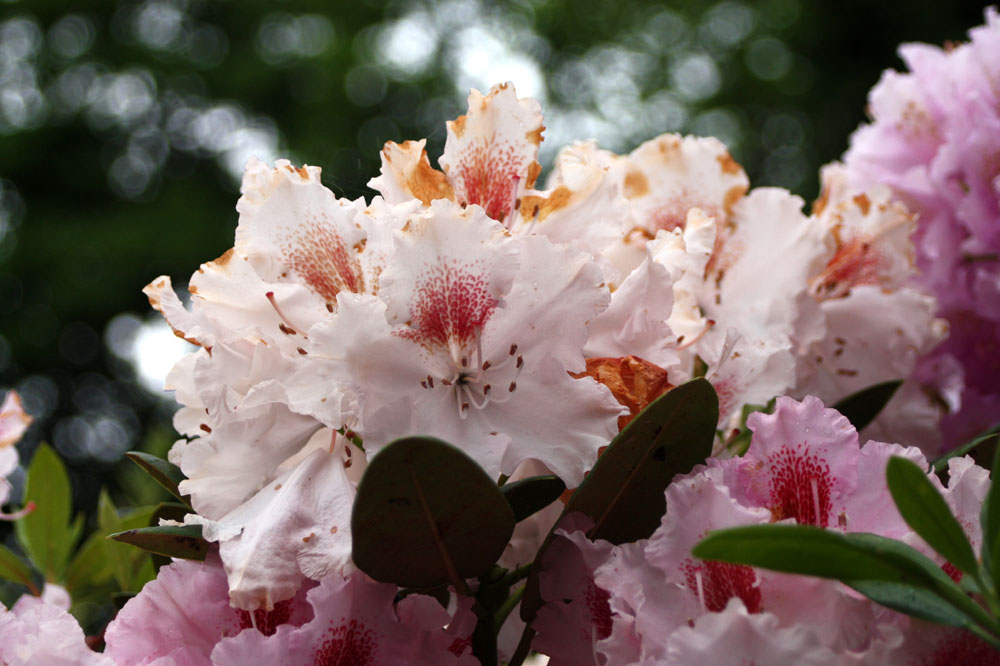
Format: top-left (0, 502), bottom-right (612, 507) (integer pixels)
top-left (811, 477), bottom-right (822, 526)
top-left (516, 355), bottom-right (524, 369)
top-left (694, 570), bottom-right (706, 611)
top-left (509, 344), bottom-right (518, 356)
top-left (265, 291), bottom-right (307, 338)
top-left (0, 501), bottom-right (35, 522)
top-left (249, 610), bottom-right (259, 633)
top-left (427, 376), bottom-right (435, 388)
top-left (676, 319), bottom-right (716, 351)
top-left (481, 360), bottom-right (492, 371)
top-left (508, 381), bottom-right (517, 392)
top-left (503, 175), bottom-right (521, 230)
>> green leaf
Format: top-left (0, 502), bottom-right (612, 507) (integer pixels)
top-left (108, 525), bottom-right (209, 561)
top-left (351, 436), bottom-right (515, 589)
top-left (97, 491), bottom-right (159, 591)
top-left (983, 442), bottom-right (1000, 584)
top-left (886, 456), bottom-right (979, 578)
top-left (849, 580), bottom-right (980, 629)
top-left (934, 428), bottom-right (1000, 473)
top-left (124, 451), bottom-right (190, 507)
top-left (570, 377), bottom-right (718, 544)
top-left (0, 543), bottom-right (36, 590)
top-left (64, 532), bottom-right (114, 595)
top-left (501, 476), bottom-right (565, 523)
top-left (522, 378), bottom-right (718, 624)
top-left (831, 380), bottom-right (902, 431)
top-left (14, 443), bottom-right (77, 580)
top-left (693, 525), bottom-right (997, 633)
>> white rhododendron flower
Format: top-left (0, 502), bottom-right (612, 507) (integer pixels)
top-left (312, 199), bottom-right (622, 485)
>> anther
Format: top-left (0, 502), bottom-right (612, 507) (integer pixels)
top-left (427, 376), bottom-right (435, 388)
top-left (483, 384), bottom-right (491, 395)
top-left (461, 355), bottom-right (468, 368)
top-left (509, 344), bottom-right (518, 356)
top-left (420, 380), bottom-right (428, 389)
top-left (508, 382), bottom-right (517, 392)
top-left (516, 355), bottom-right (524, 369)
top-left (482, 361), bottom-right (492, 371)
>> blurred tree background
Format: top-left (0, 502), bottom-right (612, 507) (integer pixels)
top-left (0, 0), bottom-right (991, 520)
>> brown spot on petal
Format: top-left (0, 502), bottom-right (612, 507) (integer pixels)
top-left (716, 152), bottom-right (743, 175)
top-left (526, 160), bottom-right (542, 189)
top-left (852, 193), bottom-right (871, 215)
top-left (722, 184), bottom-right (747, 216)
top-left (519, 186), bottom-right (573, 223)
top-left (572, 355), bottom-right (674, 431)
top-left (330, 526), bottom-right (338, 534)
top-left (403, 145), bottom-right (455, 205)
top-left (624, 169), bottom-right (650, 198)
top-left (525, 126), bottom-right (545, 147)
top-left (302, 532), bottom-right (315, 543)
top-left (450, 114), bottom-right (468, 138)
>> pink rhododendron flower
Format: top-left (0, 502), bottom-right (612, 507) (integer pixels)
top-left (210, 572), bottom-right (477, 665)
top-left (0, 594), bottom-right (112, 665)
top-left (842, 8), bottom-right (1000, 448)
top-left (105, 554), bottom-right (314, 666)
top-left (530, 396), bottom-right (976, 664)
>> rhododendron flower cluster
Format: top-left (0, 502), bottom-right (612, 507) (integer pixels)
top-left (533, 396), bottom-right (997, 665)
top-left (2, 10), bottom-right (1000, 666)
top-left (843, 7), bottom-right (1000, 449)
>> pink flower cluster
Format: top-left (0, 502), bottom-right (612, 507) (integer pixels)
top-left (843, 8), bottom-right (1000, 447)
top-left (533, 396), bottom-right (995, 665)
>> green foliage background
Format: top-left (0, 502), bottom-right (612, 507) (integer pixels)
top-left (0, 0), bottom-right (990, 531)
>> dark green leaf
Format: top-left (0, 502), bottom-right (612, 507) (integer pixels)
top-left (694, 525), bottom-right (908, 580)
top-left (14, 443), bottom-right (77, 580)
top-left (522, 378), bottom-right (717, 624)
top-left (0, 543), bottom-right (35, 589)
top-left (571, 377), bottom-right (717, 544)
top-left (887, 456), bottom-right (979, 578)
top-left (849, 580), bottom-right (978, 629)
top-left (501, 476), bottom-right (565, 523)
top-left (125, 451), bottom-right (191, 507)
top-left (693, 525), bottom-right (996, 632)
top-left (831, 380), bottom-right (902, 431)
top-left (985, 441), bottom-right (1000, 586)
top-left (934, 428), bottom-right (1000, 473)
top-left (351, 436), bottom-right (515, 589)
top-left (108, 525), bottom-right (209, 561)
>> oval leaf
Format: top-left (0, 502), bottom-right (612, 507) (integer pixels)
top-left (501, 476), bottom-right (566, 523)
top-left (886, 456), bottom-right (979, 578)
top-left (108, 525), bottom-right (208, 561)
top-left (571, 377), bottom-right (718, 544)
top-left (522, 378), bottom-right (717, 624)
top-left (125, 451), bottom-right (191, 507)
top-left (15, 443), bottom-right (76, 580)
top-left (351, 436), bottom-right (515, 589)
top-left (831, 380), bottom-right (902, 431)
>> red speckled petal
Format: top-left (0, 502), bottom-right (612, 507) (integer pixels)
top-left (439, 83), bottom-right (544, 221)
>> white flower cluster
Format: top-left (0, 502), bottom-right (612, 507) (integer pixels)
top-left (144, 83), bottom-right (942, 613)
